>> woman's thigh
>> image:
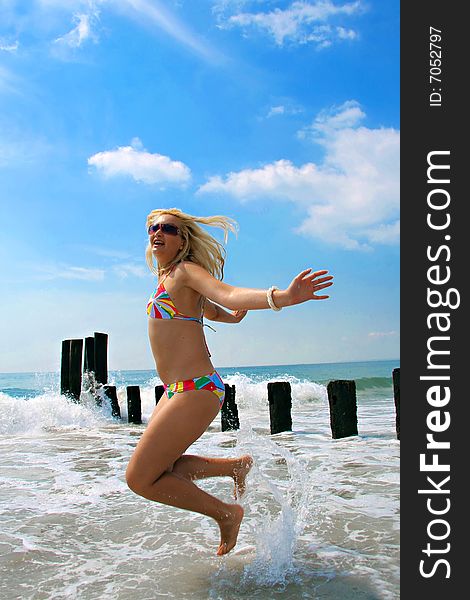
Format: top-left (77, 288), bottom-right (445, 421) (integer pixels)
top-left (148, 391), bottom-right (171, 424)
top-left (125, 390), bottom-right (220, 491)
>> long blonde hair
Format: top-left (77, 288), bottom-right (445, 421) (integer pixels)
top-left (145, 208), bottom-right (238, 279)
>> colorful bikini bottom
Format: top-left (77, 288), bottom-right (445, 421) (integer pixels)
top-left (163, 370), bottom-right (225, 408)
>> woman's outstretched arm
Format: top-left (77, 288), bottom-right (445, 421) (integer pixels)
top-left (180, 262), bottom-right (333, 311)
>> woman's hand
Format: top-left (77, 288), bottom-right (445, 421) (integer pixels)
top-left (281, 269), bottom-right (333, 307)
top-left (231, 309), bottom-right (247, 323)
top-left (203, 297), bottom-right (248, 323)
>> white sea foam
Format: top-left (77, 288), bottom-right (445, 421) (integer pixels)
top-left (0, 390), bottom-right (113, 436)
top-left (221, 372), bottom-right (327, 409)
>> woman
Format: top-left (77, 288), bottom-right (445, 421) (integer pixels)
top-left (125, 208), bottom-right (333, 556)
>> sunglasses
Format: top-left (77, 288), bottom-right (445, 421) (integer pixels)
top-left (148, 223), bottom-right (181, 236)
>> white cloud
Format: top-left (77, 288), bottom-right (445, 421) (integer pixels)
top-left (88, 138), bottom-right (191, 186)
top-left (267, 105), bottom-right (286, 117)
top-left (217, 0), bottom-right (364, 48)
top-left (112, 263), bottom-right (148, 279)
top-left (337, 26), bottom-right (357, 40)
top-left (113, 0), bottom-right (224, 64)
top-left (366, 221), bottom-right (400, 245)
top-left (265, 103), bottom-right (303, 119)
top-left (0, 39), bottom-right (19, 52)
top-left (304, 99), bottom-right (365, 133)
top-left (34, 264), bottom-right (106, 281)
top-left (200, 159), bottom-right (332, 203)
top-left (198, 100), bottom-right (400, 250)
top-left (54, 11), bottom-right (98, 48)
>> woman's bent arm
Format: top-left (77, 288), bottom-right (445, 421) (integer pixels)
top-left (204, 299), bottom-right (247, 323)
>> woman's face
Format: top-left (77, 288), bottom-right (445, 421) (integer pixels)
top-left (149, 214), bottom-right (184, 265)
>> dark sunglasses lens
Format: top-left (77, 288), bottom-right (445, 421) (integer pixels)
top-left (148, 223), bottom-right (179, 235)
top-left (161, 224), bottom-right (179, 235)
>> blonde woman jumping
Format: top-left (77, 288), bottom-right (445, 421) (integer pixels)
top-left (125, 208), bottom-right (333, 556)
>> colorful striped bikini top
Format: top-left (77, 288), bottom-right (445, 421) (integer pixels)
top-left (147, 280), bottom-right (204, 324)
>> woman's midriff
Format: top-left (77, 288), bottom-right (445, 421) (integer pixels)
top-left (148, 318), bottom-right (214, 384)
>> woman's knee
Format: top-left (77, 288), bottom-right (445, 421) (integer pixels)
top-left (125, 463), bottom-right (172, 494)
top-left (125, 465), bottom-right (145, 494)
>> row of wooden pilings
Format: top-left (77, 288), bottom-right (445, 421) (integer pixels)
top-left (60, 333), bottom-right (400, 440)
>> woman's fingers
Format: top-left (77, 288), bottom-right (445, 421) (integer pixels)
top-left (311, 275), bottom-right (333, 285)
top-left (301, 269), bottom-right (329, 281)
top-left (297, 268), bottom-right (312, 280)
top-left (301, 271), bottom-right (334, 290)
top-left (314, 282), bottom-right (333, 292)
top-left (233, 309), bottom-right (248, 322)
top-left (315, 282), bottom-right (333, 292)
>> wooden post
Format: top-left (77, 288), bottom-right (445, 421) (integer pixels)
top-left (83, 336), bottom-right (95, 373)
top-left (60, 339), bottom-right (72, 396)
top-left (104, 385), bottom-right (121, 418)
top-left (94, 332), bottom-right (108, 385)
top-left (221, 384), bottom-right (239, 431)
top-left (392, 368), bottom-right (400, 440)
top-left (268, 382), bottom-right (292, 434)
top-left (327, 380), bottom-right (358, 439)
top-left (69, 339), bottom-right (83, 402)
top-left (155, 385), bottom-right (165, 404)
top-left (127, 386), bottom-right (142, 424)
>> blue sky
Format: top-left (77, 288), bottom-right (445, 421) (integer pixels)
top-left (0, 0), bottom-right (399, 373)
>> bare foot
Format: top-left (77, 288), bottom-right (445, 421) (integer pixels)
top-left (232, 454), bottom-right (253, 499)
top-left (217, 504), bottom-right (244, 556)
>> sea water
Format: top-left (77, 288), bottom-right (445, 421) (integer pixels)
top-left (0, 360), bottom-right (399, 599)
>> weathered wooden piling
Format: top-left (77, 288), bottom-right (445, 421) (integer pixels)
top-left (155, 385), bottom-right (165, 404)
top-left (83, 336), bottom-right (95, 373)
top-left (104, 385), bottom-right (121, 418)
top-left (60, 339), bottom-right (72, 396)
top-left (69, 339), bottom-right (84, 402)
top-left (83, 336), bottom-right (98, 405)
top-left (221, 384), bottom-right (239, 431)
top-left (392, 368), bottom-right (400, 440)
top-left (327, 380), bottom-right (358, 439)
top-left (127, 385), bottom-right (142, 424)
top-left (94, 332), bottom-right (108, 385)
top-left (268, 381), bottom-right (292, 434)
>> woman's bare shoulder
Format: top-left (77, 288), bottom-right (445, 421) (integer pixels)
top-left (177, 261), bottom-right (209, 276)
top-left (176, 261), bottom-right (226, 300)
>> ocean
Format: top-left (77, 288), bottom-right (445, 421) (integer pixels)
top-left (0, 360), bottom-right (399, 599)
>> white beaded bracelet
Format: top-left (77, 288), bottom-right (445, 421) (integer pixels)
top-left (267, 286), bottom-right (282, 311)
